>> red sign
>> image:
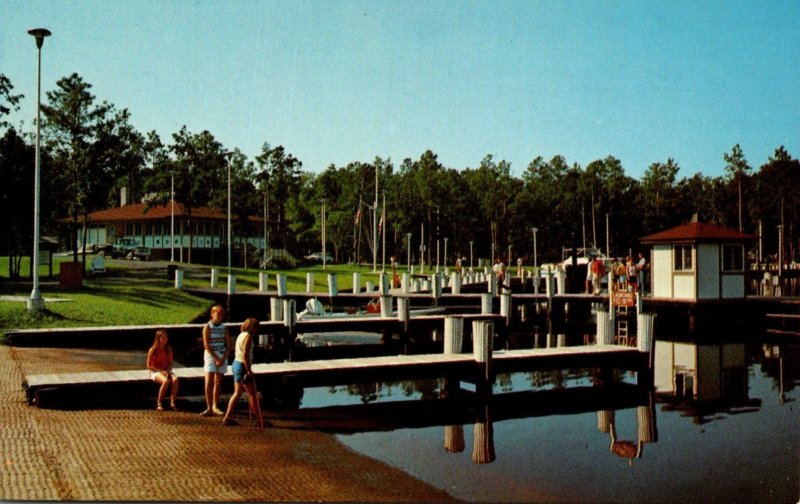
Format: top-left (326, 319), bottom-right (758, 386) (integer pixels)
top-left (612, 291), bottom-right (635, 307)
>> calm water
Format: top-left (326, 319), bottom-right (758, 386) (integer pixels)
top-left (291, 339), bottom-right (799, 503)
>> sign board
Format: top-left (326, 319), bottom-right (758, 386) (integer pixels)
top-left (612, 290), bottom-right (635, 307)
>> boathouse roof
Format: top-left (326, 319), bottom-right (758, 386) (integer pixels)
top-left (65, 201), bottom-right (263, 223)
top-left (640, 221), bottom-right (753, 244)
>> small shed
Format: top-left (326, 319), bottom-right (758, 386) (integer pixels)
top-left (640, 222), bottom-right (752, 301)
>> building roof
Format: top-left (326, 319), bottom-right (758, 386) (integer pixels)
top-left (68, 201), bottom-right (263, 223)
top-left (640, 221), bottom-right (753, 244)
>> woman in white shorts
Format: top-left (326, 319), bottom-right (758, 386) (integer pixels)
top-left (201, 305), bottom-right (231, 416)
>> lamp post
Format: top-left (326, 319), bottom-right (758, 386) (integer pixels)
top-left (406, 232), bottom-right (412, 272)
top-left (225, 151), bottom-right (234, 293)
top-left (443, 237), bottom-right (448, 270)
top-left (26, 27), bottom-right (51, 313)
top-left (170, 175), bottom-right (175, 262)
top-left (469, 240), bottom-right (474, 270)
top-left (532, 227), bottom-right (538, 269)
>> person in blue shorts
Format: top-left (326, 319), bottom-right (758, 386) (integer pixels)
top-left (222, 317), bottom-right (264, 428)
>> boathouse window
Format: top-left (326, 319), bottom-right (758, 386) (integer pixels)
top-left (722, 244), bottom-right (744, 272)
top-left (674, 245), bottom-right (693, 271)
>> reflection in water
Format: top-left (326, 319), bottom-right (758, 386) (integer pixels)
top-left (596, 392), bottom-right (658, 467)
top-left (305, 341), bottom-right (799, 503)
top-left (654, 340), bottom-right (762, 423)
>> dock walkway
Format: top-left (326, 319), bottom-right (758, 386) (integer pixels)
top-left (23, 344), bottom-right (641, 408)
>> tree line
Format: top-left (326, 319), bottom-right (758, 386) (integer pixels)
top-left (1, 72), bottom-right (798, 277)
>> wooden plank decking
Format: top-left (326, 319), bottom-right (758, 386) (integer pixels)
top-left (23, 344), bottom-right (642, 407)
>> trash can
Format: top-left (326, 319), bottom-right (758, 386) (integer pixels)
top-left (167, 264), bottom-right (178, 280)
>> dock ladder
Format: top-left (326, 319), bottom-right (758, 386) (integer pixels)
top-left (615, 305), bottom-right (633, 346)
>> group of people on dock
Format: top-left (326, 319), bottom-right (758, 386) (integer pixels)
top-left (584, 253), bottom-right (648, 295)
top-left (145, 304), bottom-right (264, 428)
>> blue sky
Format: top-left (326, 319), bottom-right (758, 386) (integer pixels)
top-left (3, 0), bottom-right (798, 179)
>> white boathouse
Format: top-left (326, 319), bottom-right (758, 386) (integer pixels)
top-left (640, 221), bottom-right (752, 301)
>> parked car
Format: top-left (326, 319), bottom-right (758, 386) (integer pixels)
top-left (304, 252), bottom-right (333, 263)
top-left (132, 246), bottom-right (152, 261)
top-left (110, 238), bottom-right (139, 259)
top-left (77, 243), bottom-right (112, 255)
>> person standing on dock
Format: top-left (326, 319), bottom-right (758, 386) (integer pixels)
top-left (636, 252), bottom-right (647, 295)
top-left (591, 256), bottom-right (606, 295)
top-left (626, 256), bottom-right (638, 292)
top-left (493, 258), bottom-right (506, 291)
top-left (201, 305), bottom-right (231, 417)
top-left (222, 317), bottom-right (264, 428)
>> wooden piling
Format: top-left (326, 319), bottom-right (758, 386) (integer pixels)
top-left (352, 272), bottom-right (361, 294)
top-left (210, 267), bottom-right (219, 288)
top-left (306, 272), bottom-right (314, 293)
top-left (444, 425), bottom-right (465, 453)
top-left (258, 272), bottom-right (268, 292)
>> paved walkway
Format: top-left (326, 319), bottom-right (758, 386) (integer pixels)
top-left (1, 345), bottom-right (457, 502)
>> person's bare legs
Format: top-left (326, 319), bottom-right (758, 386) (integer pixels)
top-left (154, 374), bottom-right (169, 411)
top-left (201, 372), bottom-right (214, 416)
top-left (246, 382), bottom-right (264, 429)
top-left (212, 372), bottom-right (224, 415)
top-left (169, 376), bottom-right (179, 410)
top-left (223, 382), bottom-right (243, 425)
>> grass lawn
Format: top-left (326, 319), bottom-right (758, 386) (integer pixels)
top-left (0, 255), bottom-right (423, 337)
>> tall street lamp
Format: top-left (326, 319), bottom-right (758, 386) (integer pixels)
top-left (406, 232), bottom-right (412, 273)
top-left (532, 227), bottom-right (538, 269)
top-left (27, 27), bottom-right (51, 313)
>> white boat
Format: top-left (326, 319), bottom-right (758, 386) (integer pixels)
top-left (296, 298), bottom-right (444, 321)
top-left (295, 331), bottom-right (384, 347)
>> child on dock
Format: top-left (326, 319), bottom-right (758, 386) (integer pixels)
top-left (201, 305), bottom-right (231, 417)
top-left (222, 317), bottom-right (264, 428)
top-left (146, 329), bottom-right (179, 411)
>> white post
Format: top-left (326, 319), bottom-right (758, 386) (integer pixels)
top-left (401, 272), bottom-right (410, 293)
top-left (380, 295), bottom-right (392, 318)
top-left (174, 269), bottom-right (184, 289)
top-left (227, 274), bottom-right (236, 295)
top-left (472, 320), bottom-right (493, 394)
top-left (444, 316), bottom-right (464, 354)
top-left (488, 272), bottom-right (497, 296)
top-left (210, 268), bottom-right (219, 288)
top-left (637, 312), bottom-right (655, 355)
top-left (451, 272), bottom-right (462, 295)
top-left (556, 268), bottom-right (566, 295)
top-left (276, 273), bottom-right (287, 297)
top-left (378, 272), bottom-right (389, 295)
top-left (397, 296), bottom-right (410, 323)
top-left (352, 272), bottom-right (361, 293)
top-left (270, 297), bottom-right (283, 322)
top-left (282, 299), bottom-right (296, 329)
top-left (480, 293), bottom-right (493, 314)
top-left (258, 272), bottom-right (269, 292)
top-left (596, 303), bottom-right (613, 345)
top-left (327, 273), bottom-right (338, 297)
top-left (500, 291), bottom-right (511, 323)
top-left (365, 281), bottom-right (375, 292)
top-left (432, 273), bottom-right (442, 299)
top-left (306, 272), bottom-right (314, 293)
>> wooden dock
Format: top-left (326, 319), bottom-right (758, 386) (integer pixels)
top-left (23, 344), bottom-right (643, 408)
